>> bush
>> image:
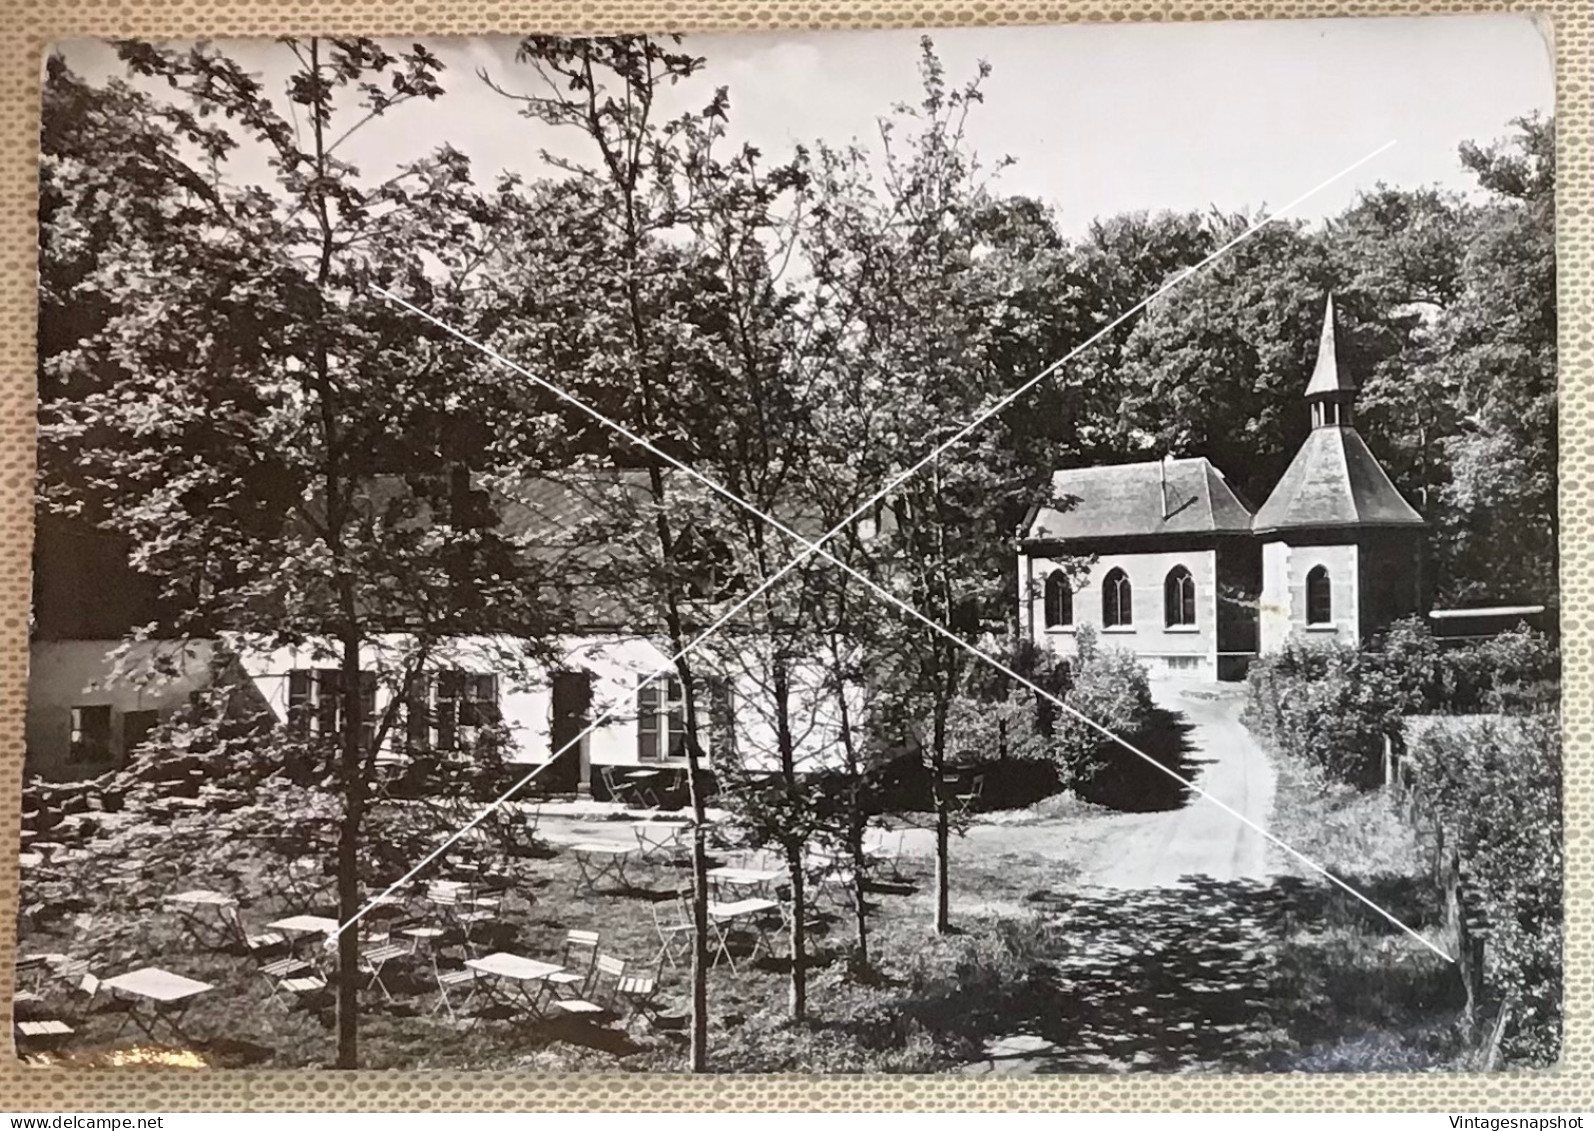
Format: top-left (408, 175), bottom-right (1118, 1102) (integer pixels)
top-left (1055, 638), bottom-right (1155, 778)
top-left (1443, 625), bottom-right (1560, 714)
top-left (932, 630), bottom-right (1155, 803)
top-left (1370, 617), bottom-right (1560, 715)
top-left (1244, 636), bottom-right (1405, 788)
top-left (1410, 713), bottom-right (1562, 1065)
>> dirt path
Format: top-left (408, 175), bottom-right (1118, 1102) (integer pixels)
top-left (1076, 680), bottom-right (1277, 889)
top-left (893, 679), bottom-right (1277, 892)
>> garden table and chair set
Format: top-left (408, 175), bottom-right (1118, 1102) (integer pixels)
top-left (15, 769), bottom-right (916, 1058)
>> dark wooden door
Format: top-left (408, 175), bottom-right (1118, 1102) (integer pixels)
top-left (546, 670), bottom-right (594, 794)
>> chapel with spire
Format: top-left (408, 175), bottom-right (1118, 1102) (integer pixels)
top-left (1016, 294), bottom-right (1428, 680)
top-left (1252, 295), bottom-right (1427, 652)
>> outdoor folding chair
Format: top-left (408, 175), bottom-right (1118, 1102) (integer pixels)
top-left (427, 885), bottom-right (497, 954)
top-left (599, 766), bottom-right (640, 808)
top-left (550, 954), bottom-right (623, 1022)
top-left (865, 827), bottom-right (909, 881)
top-left (776, 882), bottom-right (827, 939)
top-left (651, 898), bottom-right (693, 969)
top-left (14, 954), bottom-right (51, 992)
top-left (543, 930), bottom-right (600, 999)
top-left (358, 940), bottom-right (410, 1002)
top-left (613, 958), bottom-right (664, 1022)
top-left (269, 968), bottom-right (328, 1010)
top-left (13, 988), bottom-right (45, 1019)
top-left (236, 922), bottom-right (322, 1008)
top-left (253, 952), bottom-right (325, 1009)
top-left (954, 773), bottom-right (986, 816)
top-left (634, 820), bottom-right (686, 863)
top-left (810, 863), bottom-right (859, 913)
top-left (429, 954), bottom-right (480, 1021)
top-left (221, 906), bottom-right (288, 956)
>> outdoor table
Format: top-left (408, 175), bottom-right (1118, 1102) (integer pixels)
top-left (464, 952), bottom-right (566, 1024)
top-left (100, 966), bottom-right (213, 1039)
top-left (707, 866), bottom-right (783, 900)
top-left (164, 889), bottom-right (238, 948)
top-left (634, 818), bottom-right (689, 861)
top-left (398, 925), bottom-right (447, 953)
top-left (264, 857), bottom-right (331, 914)
top-left (706, 898), bottom-right (783, 970)
top-left (568, 841), bottom-right (634, 894)
top-left (267, 914), bottom-right (340, 959)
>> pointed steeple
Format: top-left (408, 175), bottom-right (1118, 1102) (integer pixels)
top-left (1304, 294), bottom-right (1355, 398)
top-left (1303, 294), bottom-right (1356, 429)
top-left (1253, 292), bottom-right (1424, 533)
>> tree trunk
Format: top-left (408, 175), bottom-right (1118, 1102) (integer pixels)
top-left (931, 696), bottom-right (950, 935)
top-left (830, 639), bottom-right (870, 970)
top-left (784, 841), bottom-right (807, 1018)
top-left (335, 628), bottom-right (364, 1069)
top-left (847, 797), bottom-right (870, 970)
top-left (683, 744), bottom-right (711, 1072)
top-left (773, 660), bottom-right (806, 1018)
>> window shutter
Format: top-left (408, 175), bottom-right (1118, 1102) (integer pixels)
top-left (287, 670), bottom-right (312, 733)
top-left (665, 676), bottom-right (687, 758)
top-left (406, 672), bottom-right (431, 751)
top-left (315, 669), bottom-right (341, 738)
top-left (358, 671), bottom-right (378, 750)
top-left (436, 670), bottom-right (463, 751)
top-left (707, 677), bottom-right (734, 760)
top-left (637, 679), bottom-right (661, 762)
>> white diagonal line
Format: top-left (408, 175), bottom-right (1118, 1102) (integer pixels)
top-left (351, 141), bottom-right (1421, 948)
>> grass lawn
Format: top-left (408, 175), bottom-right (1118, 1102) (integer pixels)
top-left (16, 768), bottom-right (1469, 1073)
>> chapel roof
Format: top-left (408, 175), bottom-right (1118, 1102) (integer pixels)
top-left (1252, 295), bottom-right (1425, 534)
top-left (1023, 456), bottom-right (1255, 542)
top-left (1250, 426), bottom-right (1426, 533)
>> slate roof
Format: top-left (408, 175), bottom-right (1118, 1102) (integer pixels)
top-left (1023, 457), bottom-right (1255, 542)
top-left (1251, 426), bottom-right (1425, 533)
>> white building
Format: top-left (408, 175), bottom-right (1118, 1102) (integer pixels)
top-left (1017, 295), bottom-right (1427, 680)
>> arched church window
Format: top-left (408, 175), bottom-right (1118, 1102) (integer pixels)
top-left (1306, 565), bottom-right (1333, 625)
top-left (1164, 566), bottom-right (1196, 627)
top-left (1043, 570), bottom-right (1073, 628)
top-left (1102, 568), bottom-right (1133, 628)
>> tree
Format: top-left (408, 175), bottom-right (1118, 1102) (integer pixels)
top-left (482, 34), bottom-right (731, 1071)
top-left (799, 40), bottom-right (1041, 934)
top-left (37, 40), bottom-right (566, 1067)
top-left (676, 133), bottom-right (836, 1018)
top-left (1429, 115), bottom-right (1557, 606)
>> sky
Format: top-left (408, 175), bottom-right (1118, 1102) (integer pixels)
top-left (54, 16), bottom-right (1553, 237)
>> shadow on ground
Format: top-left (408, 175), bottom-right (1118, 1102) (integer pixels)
top-left (1074, 707), bottom-right (1201, 813)
top-left (838, 874), bottom-right (1466, 1073)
